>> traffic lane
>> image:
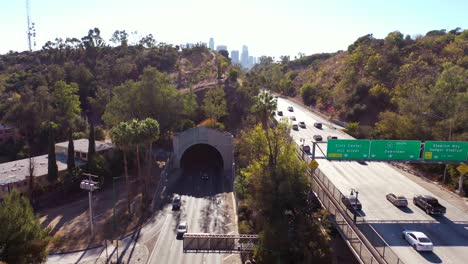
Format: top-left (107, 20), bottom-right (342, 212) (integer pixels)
top-left (371, 221), bottom-right (468, 264)
top-left (149, 170), bottom-right (237, 264)
top-left (318, 160), bottom-right (468, 222)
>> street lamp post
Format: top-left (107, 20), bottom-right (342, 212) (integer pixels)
top-left (350, 188), bottom-right (359, 223)
top-left (300, 138), bottom-right (305, 159)
top-left (422, 112), bottom-right (452, 183)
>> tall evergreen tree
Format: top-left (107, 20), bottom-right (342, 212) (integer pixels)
top-left (67, 128), bottom-right (75, 173)
top-left (47, 125), bottom-right (58, 183)
top-left (0, 191), bottom-right (51, 264)
top-left (88, 122), bottom-right (96, 165)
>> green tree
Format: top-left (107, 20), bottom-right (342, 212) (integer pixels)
top-left (202, 87), bottom-right (227, 128)
top-left (251, 90), bottom-right (277, 129)
top-left (238, 124), bottom-right (331, 263)
top-left (47, 123), bottom-right (58, 183)
top-left (51, 80), bottom-right (81, 129)
top-left (67, 128), bottom-right (75, 173)
top-left (0, 191), bottom-right (51, 264)
top-left (88, 122), bottom-right (96, 165)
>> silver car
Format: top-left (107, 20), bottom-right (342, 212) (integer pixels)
top-left (386, 193), bottom-right (408, 207)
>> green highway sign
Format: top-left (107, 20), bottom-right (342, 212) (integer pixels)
top-left (327, 140), bottom-right (370, 160)
top-left (423, 141), bottom-right (468, 162)
top-left (369, 140), bottom-right (421, 161)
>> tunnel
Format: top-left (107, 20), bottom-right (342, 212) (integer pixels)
top-left (180, 144), bottom-right (224, 172)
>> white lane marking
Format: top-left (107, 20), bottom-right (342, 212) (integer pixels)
top-left (147, 213), bottom-right (171, 263)
top-left (223, 254), bottom-right (235, 261)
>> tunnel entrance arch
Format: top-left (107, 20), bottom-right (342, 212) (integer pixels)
top-left (180, 143), bottom-right (224, 171)
top-left (172, 126), bottom-right (234, 179)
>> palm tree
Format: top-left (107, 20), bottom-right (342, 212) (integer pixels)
top-left (110, 122), bottom-right (133, 212)
top-left (251, 90), bottom-right (278, 129)
top-left (140, 118), bottom-right (160, 205)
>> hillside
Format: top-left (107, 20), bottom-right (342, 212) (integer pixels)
top-left (0, 28), bottom-right (240, 157)
top-left (251, 29), bottom-right (467, 141)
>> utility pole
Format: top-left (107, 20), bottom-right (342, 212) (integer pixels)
top-left (80, 173), bottom-right (100, 236)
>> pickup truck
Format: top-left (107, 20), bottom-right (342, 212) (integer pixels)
top-left (413, 195), bottom-right (446, 215)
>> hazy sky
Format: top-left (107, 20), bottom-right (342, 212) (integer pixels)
top-left (1, 0), bottom-right (467, 58)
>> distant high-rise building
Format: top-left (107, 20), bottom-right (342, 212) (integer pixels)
top-left (209, 38), bottom-right (214, 50)
top-left (216, 45), bottom-right (227, 51)
top-left (248, 56), bottom-right (254, 67)
top-left (231, 50), bottom-right (239, 64)
top-left (241, 45), bottom-right (249, 68)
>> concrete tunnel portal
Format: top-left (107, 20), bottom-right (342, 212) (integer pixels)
top-left (172, 126), bottom-right (234, 180)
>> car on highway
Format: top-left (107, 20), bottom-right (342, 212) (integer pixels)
top-left (402, 230), bottom-right (433, 251)
top-left (289, 116), bottom-right (296, 121)
top-left (177, 222), bottom-right (188, 237)
top-left (201, 171), bottom-right (209, 180)
top-left (327, 135), bottom-right (338, 140)
top-left (172, 195), bottom-right (181, 210)
top-left (292, 123), bottom-right (299, 130)
top-left (313, 122), bottom-right (323, 129)
top-left (299, 121), bottom-right (306, 128)
top-left (341, 195), bottom-right (362, 211)
top-left (386, 193), bottom-right (408, 207)
top-left (287, 106), bottom-right (294, 112)
top-left (413, 195), bottom-right (446, 215)
top-left (313, 135), bottom-right (323, 142)
top-left (277, 111), bottom-right (283, 116)
top-left (301, 145), bottom-right (311, 153)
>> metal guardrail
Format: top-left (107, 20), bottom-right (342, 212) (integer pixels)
top-left (296, 144), bottom-right (404, 264)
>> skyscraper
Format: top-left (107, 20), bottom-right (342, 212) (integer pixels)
top-left (241, 45), bottom-right (249, 68)
top-left (231, 50), bottom-right (239, 64)
top-left (209, 38), bottom-right (214, 50)
top-left (216, 45), bottom-right (227, 51)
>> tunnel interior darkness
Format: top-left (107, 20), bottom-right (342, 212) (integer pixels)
top-left (180, 144), bottom-right (223, 172)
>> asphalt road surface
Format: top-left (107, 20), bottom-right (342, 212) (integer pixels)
top-left (147, 168), bottom-right (241, 264)
top-left (275, 96), bottom-right (468, 264)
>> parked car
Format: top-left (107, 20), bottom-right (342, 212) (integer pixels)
top-left (313, 122), bottom-right (323, 129)
top-left (287, 106), bottom-right (294, 112)
top-left (341, 195), bottom-right (362, 211)
top-left (177, 222), bottom-right (188, 237)
top-left (413, 195), bottom-right (446, 215)
top-left (172, 195), bottom-right (181, 210)
top-left (289, 116), bottom-right (296, 121)
top-left (292, 123), bottom-right (299, 130)
top-left (386, 193), bottom-right (408, 207)
top-left (301, 145), bottom-right (311, 153)
top-left (327, 135), bottom-right (338, 140)
top-left (299, 121), bottom-right (306, 128)
top-left (278, 111), bottom-right (283, 116)
top-left (313, 135), bottom-right (323, 142)
top-left (402, 230), bottom-right (433, 251)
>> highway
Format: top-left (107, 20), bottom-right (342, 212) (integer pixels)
top-left (275, 96), bottom-right (468, 264)
top-left (147, 168), bottom-right (241, 264)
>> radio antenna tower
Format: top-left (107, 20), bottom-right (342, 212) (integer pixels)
top-left (26, 0), bottom-right (36, 51)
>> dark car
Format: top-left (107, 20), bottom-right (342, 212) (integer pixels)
top-left (277, 111), bottom-right (283, 116)
top-left (301, 145), bottom-right (311, 153)
top-left (341, 195), bottom-right (362, 211)
top-left (313, 122), bottom-right (323, 129)
top-left (201, 171), bottom-right (209, 180)
top-left (172, 195), bottom-right (181, 210)
top-left (386, 193), bottom-right (408, 207)
top-left (313, 135), bottom-right (323, 142)
top-left (299, 121), bottom-right (306, 128)
top-left (327, 135), bottom-right (338, 140)
top-left (413, 195), bottom-right (446, 215)
top-left (287, 106), bottom-right (294, 112)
